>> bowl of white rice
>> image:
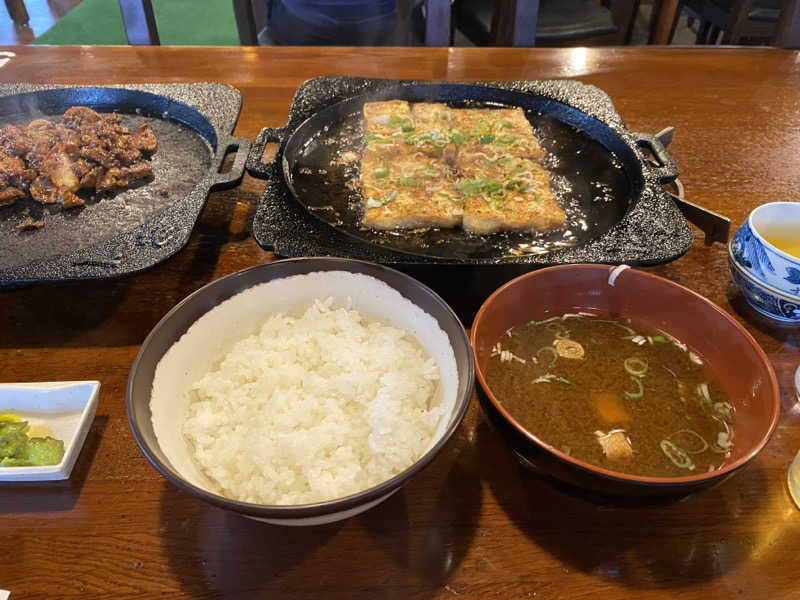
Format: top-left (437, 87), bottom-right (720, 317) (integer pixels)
top-left (127, 257), bottom-right (474, 525)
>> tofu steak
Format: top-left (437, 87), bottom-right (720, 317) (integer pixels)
top-left (360, 101), bottom-right (565, 234)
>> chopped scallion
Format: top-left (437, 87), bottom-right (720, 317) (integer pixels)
top-left (659, 440), bottom-right (696, 470)
top-left (623, 357), bottom-right (649, 377)
top-left (623, 376), bottom-right (644, 401)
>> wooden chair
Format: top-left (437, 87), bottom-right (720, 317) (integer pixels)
top-left (452, 0), bottom-right (639, 47)
top-left (120, 0), bottom-right (452, 46)
top-left (678, 0), bottom-right (782, 44)
top-left (651, 0), bottom-right (795, 45)
top-left (776, 0), bottom-right (800, 46)
top-left (4, 0), bottom-right (29, 27)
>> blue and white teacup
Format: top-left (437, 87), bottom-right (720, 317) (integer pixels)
top-left (730, 202), bottom-right (800, 298)
top-left (728, 251), bottom-right (800, 323)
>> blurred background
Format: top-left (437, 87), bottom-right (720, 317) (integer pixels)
top-left (0, 0), bottom-right (793, 48)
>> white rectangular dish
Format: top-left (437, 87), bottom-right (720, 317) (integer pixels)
top-left (0, 381), bottom-right (99, 481)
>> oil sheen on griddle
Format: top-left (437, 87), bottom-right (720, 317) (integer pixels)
top-left (289, 102), bottom-right (631, 261)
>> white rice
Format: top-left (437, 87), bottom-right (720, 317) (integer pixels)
top-left (182, 297), bottom-right (443, 505)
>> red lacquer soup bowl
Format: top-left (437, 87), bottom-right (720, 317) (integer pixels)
top-left (471, 264), bottom-right (780, 498)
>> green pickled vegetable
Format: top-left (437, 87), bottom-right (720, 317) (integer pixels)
top-left (1, 457), bottom-right (32, 467)
top-left (0, 413), bottom-right (65, 467)
top-left (19, 437), bottom-right (65, 466)
top-left (0, 432), bottom-right (27, 458)
top-left (0, 419), bottom-right (28, 438)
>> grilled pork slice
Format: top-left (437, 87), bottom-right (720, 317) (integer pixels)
top-left (132, 122), bottom-right (158, 153)
top-left (0, 185), bottom-right (24, 206)
top-left (0, 125), bottom-right (32, 157)
top-left (16, 217), bottom-right (45, 231)
top-left (361, 149), bottom-right (463, 230)
top-left (460, 160), bottom-right (565, 234)
top-left (0, 153), bottom-right (36, 190)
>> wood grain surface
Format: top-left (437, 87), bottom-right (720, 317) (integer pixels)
top-left (1, 46), bottom-right (799, 599)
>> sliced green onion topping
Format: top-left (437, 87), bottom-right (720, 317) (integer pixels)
top-left (533, 374), bottom-right (573, 385)
top-left (373, 167), bottom-right (390, 179)
top-left (397, 176), bottom-right (421, 187)
top-left (624, 357), bottom-right (649, 378)
top-left (388, 115), bottom-right (414, 132)
top-left (593, 319), bottom-right (637, 336)
top-left (506, 180), bottom-right (530, 193)
top-left (668, 429), bottom-right (709, 454)
top-left (546, 322), bottom-right (570, 340)
top-left (714, 401), bottom-right (734, 422)
top-left (623, 376), bottom-right (644, 401)
top-left (660, 440), bottom-right (696, 470)
top-left (528, 316), bottom-right (561, 326)
top-left (535, 346), bottom-right (558, 370)
top-left (697, 382), bottom-right (711, 410)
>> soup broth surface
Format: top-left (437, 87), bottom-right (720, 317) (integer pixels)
top-left (485, 313), bottom-right (734, 478)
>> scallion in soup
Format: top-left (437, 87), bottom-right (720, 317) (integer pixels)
top-left (485, 313), bottom-right (734, 478)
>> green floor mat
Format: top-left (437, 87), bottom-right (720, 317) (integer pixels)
top-left (34, 0), bottom-right (128, 45)
top-left (34, 0), bottom-right (241, 46)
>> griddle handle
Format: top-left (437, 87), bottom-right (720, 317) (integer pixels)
top-left (246, 127), bottom-right (287, 180)
top-left (667, 179), bottom-right (731, 246)
top-left (211, 136), bottom-right (251, 190)
top-left (632, 132), bottom-right (679, 185)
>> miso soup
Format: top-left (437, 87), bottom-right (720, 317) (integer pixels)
top-left (485, 313), bottom-right (734, 478)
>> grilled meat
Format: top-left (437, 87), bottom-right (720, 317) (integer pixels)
top-left (15, 217), bottom-right (45, 231)
top-left (0, 186), bottom-right (24, 206)
top-left (0, 125), bottom-right (32, 157)
top-left (132, 122), bottom-right (158, 153)
top-left (0, 107), bottom-right (157, 215)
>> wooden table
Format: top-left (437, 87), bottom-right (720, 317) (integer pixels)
top-left (1, 46), bottom-right (799, 599)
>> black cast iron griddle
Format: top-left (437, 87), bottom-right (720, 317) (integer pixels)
top-left (0, 83), bottom-right (250, 286)
top-left (245, 76), bottom-right (695, 266)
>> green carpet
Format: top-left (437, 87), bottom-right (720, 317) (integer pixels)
top-left (34, 0), bottom-right (241, 46)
